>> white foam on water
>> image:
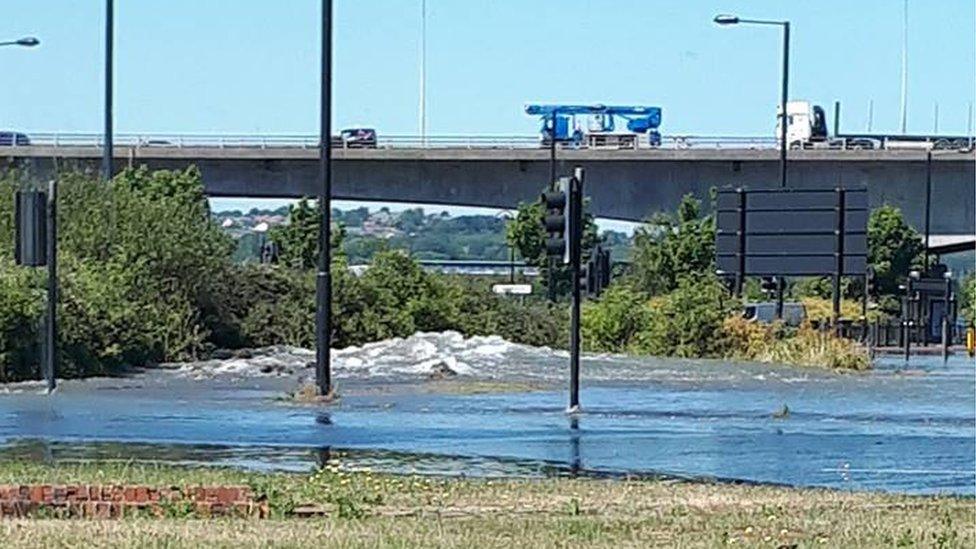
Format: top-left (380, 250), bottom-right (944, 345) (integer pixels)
top-left (170, 332), bottom-right (560, 381)
top-left (160, 330), bottom-right (859, 387)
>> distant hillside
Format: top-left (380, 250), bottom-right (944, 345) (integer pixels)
top-left (215, 205), bottom-right (632, 264)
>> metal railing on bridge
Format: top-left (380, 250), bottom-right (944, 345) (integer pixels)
top-left (4, 132), bottom-right (779, 151)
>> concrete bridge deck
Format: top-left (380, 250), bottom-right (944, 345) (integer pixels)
top-left (2, 145), bottom-right (973, 234)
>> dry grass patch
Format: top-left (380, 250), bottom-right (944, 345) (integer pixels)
top-left (0, 461), bottom-right (971, 548)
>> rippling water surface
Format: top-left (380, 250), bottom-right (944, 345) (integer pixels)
top-left (0, 332), bottom-right (972, 495)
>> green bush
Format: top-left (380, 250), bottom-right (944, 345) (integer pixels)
top-left (0, 261), bottom-right (42, 380)
top-left (452, 280), bottom-right (567, 348)
top-left (235, 253), bottom-right (567, 351)
top-left (631, 276), bottom-right (733, 358)
top-left (581, 284), bottom-right (651, 353)
top-left (0, 167), bottom-right (233, 380)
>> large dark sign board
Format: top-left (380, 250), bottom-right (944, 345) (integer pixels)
top-left (716, 187), bottom-right (868, 278)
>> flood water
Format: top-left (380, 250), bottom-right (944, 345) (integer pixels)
top-left (0, 332), bottom-right (972, 495)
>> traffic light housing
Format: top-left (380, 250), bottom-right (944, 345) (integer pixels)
top-left (541, 178), bottom-right (572, 264)
top-left (583, 246), bottom-right (613, 297)
top-left (865, 266), bottom-right (876, 297)
top-left (760, 276), bottom-right (778, 294)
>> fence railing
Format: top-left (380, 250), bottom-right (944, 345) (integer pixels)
top-left (4, 132), bottom-right (779, 151)
top-left (831, 318), bottom-right (967, 349)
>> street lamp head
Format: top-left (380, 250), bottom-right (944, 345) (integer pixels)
top-left (16, 37), bottom-right (39, 47)
top-left (713, 14), bottom-right (740, 25)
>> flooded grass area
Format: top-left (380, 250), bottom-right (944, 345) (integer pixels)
top-left (0, 460), bottom-right (972, 548)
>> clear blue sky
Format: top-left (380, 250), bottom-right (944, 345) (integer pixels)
top-left (3, 1), bottom-right (974, 224)
top-left (3, 0), bottom-right (974, 137)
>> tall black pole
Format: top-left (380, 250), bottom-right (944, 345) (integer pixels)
top-left (316, 0), bottom-right (333, 396)
top-left (547, 114), bottom-right (558, 302)
top-left (923, 150), bottom-right (932, 270)
top-left (568, 167), bottom-right (583, 412)
top-left (45, 179), bottom-right (58, 393)
top-left (779, 22), bottom-right (789, 188)
top-left (941, 275), bottom-right (951, 362)
top-left (103, 0), bottom-right (114, 180)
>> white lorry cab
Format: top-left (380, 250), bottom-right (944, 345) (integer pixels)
top-left (778, 100), bottom-right (973, 151)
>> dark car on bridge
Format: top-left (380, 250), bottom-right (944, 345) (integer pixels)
top-left (0, 132), bottom-right (30, 146)
top-left (331, 128), bottom-right (377, 149)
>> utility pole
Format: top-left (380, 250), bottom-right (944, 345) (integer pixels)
top-left (968, 102), bottom-right (973, 148)
top-left (900, 0), bottom-right (908, 134)
top-left (103, 0), bottom-right (114, 180)
top-left (924, 150), bottom-right (932, 269)
top-left (316, 0), bottom-right (334, 397)
top-left (419, 0), bottom-right (427, 146)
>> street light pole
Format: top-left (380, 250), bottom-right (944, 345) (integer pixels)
top-left (316, 0), bottom-right (334, 397)
top-left (419, 0), bottom-right (427, 147)
top-left (924, 150), bottom-right (931, 270)
top-left (714, 15), bottom-right (791, 188)
top-left (103, 0), bottom-right (114, 180)
top-left (779, 22), bottom-right (789, 188)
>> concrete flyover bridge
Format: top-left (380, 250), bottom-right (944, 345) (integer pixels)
top-left (2, 133), bottom-right (974, 235)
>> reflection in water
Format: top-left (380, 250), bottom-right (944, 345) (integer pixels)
top-left (0, 439), bottom-right (611, 479)
top-left (313, 447), bottom-right (333, 469)
top-left (569, 416), bottom-right (581, 476)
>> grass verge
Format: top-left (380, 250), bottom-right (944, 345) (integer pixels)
top-left (0, 460), bottom-right (971, 548)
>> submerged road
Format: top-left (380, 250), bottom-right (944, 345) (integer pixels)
top-left (0, 334), bottom-right (971, 495)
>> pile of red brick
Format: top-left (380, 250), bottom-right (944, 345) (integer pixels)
top-left (0, 484), bottom-right (268, 518)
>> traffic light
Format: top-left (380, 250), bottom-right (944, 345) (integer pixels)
top-left (581, 262), bottom-right (595, 295)
top-left (597, 247), bottom-right (611, 291)
top-left (865, 266), bottom-right (876, 297)
top-left (582, 246), bottom-right (613, 297)
top-left (541, 177), bottom-right (572, 264)
top-left (760, 276), bottom-right (778, 295)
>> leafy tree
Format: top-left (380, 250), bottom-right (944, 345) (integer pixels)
top-left (867, 205), bottom-right (924, 297)
top-left (960, 273), bottom-right (976, 325)
top-left (395, 207), bottom-right (427, 232)
top-left (268, 199), bottom-right (345, 270)
top-left (506, 191), bottom-right (601, 296)
top-left (629, 194), bottom-right (715, 295)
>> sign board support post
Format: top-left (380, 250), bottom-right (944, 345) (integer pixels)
top-left (903, 277), bottom-right (914, 362)
top-left (832, 188), bottom-right (846, 331)
top-left (861, 269), bottom-right (871, 343)
top-left (568, 167), bottom-right (584, 413)
top-left (775, 277), bottom-right (785, 320)
top-left (735, 189), bottom-right (746, 296)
